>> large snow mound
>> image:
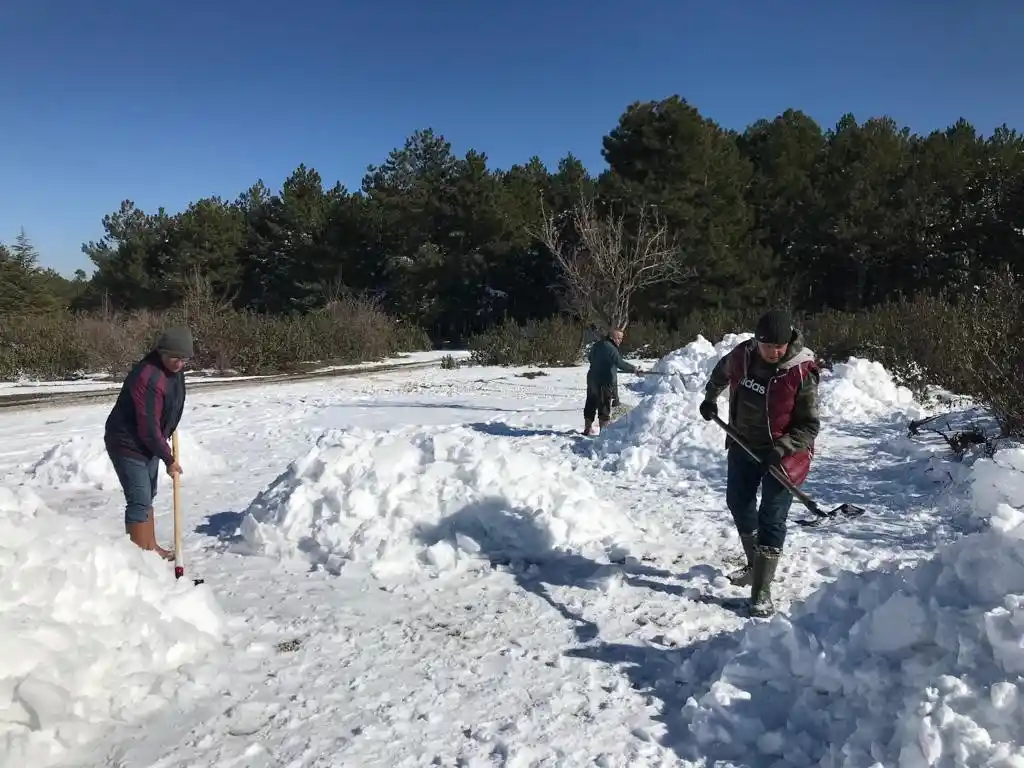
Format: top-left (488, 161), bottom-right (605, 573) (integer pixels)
top-left (0, 484), bottom-right (226, 768)
top-left (584, 335), bottom-right (744, 478)
top-left (588, 334), bottom-right (927, 477)
top-left (681, 447), bottom-right (1024, 766)
top-left (818, 356), bottom-right (927, 423)
top-left (26, 429), bottom-right (226, 490)
top-left (635, 333), bottom-right (753, 398)
top-left (239, 425), bottom-right (635, 577)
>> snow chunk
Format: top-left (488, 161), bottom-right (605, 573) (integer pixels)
top-left (971, 449), bottom-right (1024, 532)
top-left (238, 425), bottom-right (635, 577)
top-left (819, 356), bottom-right (926, 423)
top-left (26, 429), bottom-right (226, 490)
top-left (682, 444), bottom-right (1024, 766)
top-left (0, 484), bottom-right (226, 768)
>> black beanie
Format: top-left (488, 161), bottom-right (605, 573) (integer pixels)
top-left (155, 326), bottom-right (194, 357)
top-left (754, 310), bottom-right (793, 345)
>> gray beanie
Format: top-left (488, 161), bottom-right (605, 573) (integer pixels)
top-left (155, 326), bottom-right (194, 357)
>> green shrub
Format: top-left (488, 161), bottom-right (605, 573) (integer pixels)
top-left (800, 295), bottom-right (962, 394)
top-left (467, 316), bottom-right (584, 366)
top-left (0, 295), bottom-right (430, 380)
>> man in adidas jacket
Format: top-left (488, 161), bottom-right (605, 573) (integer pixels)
top-left (698, 309), bottom-right (820, 617)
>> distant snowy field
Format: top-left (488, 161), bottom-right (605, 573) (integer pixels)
top-left (1, 334), bottom-right (1021, 767)
top-left (0, 350), bottom-right (461, 397)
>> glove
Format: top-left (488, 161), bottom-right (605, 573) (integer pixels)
top-left (760, 446), bottom-right (785, 474)
top-left (698, 399), bottom-right (717, 422)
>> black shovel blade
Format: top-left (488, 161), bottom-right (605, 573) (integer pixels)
top-left (835, 503), bottom-right (866, 519)
top-left (795, 503), bottom-right (866, 528)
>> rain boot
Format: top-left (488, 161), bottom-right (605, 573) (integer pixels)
top-left (749, 545), bottom-right (781, 617)
top-left (727, 532), bottom-right (758, 587)
top-left (583, 420), bottom-right (594, 436)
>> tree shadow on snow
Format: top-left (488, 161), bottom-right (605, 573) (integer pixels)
top-left (626, 562), bottom-right (752, 615)
top-left (565, 624), bottom-right (755, 764)
top-left (331, 401), bottom-right (578, 415)
top-left (466, 421), bottom-right (577, 439)
top-left (799, 441), bottom-right (963, 552)
top-left (415, 497), bottom-right (674, 643)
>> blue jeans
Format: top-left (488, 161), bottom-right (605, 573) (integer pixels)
top-left (108, 450), bottom-right (160, 524)
top-left (725, 444), bottom-right (794, 550)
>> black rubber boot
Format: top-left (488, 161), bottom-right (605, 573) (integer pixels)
top-left (727, 532), bottom-right (758, 587)
top-left (749, 545), bottom-right (781, 617)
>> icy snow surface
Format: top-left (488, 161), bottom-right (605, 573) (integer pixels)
top-left (0, 338), bottom-right (1021, 767)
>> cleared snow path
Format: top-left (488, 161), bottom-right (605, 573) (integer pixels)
top-left (0, 346), bottom-right (1003, 767)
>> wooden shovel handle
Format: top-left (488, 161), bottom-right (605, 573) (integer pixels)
top-left (172, 432), bottom-right (183, 570)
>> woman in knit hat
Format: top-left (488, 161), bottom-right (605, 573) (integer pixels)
top-left (103, 326), bottom-right (192, 558)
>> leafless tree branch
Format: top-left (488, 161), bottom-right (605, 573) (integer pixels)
top-left (531, 192), bottom-right (688, 330)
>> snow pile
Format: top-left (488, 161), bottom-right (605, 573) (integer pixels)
top-left (582, 335), bottom-right (748, 478)
top-left (635, 333), bottom-right (752, 398)
top-left (970, 446), bottom-right (1024, 530)
top-left (818, 356), bottom-right (927, 423)
top-left (26, 429), bottom-right (225, 490)
top-left (681, 447), bottom-right (1024, 767)
top-left (238, 425), bottom-right (635, 578)
top-left (585, 394), bottom-right (727, 479)
top-left (0, 484), bottom-right (225, 768)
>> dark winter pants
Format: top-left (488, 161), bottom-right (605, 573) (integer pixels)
top-left (725, 443), bottom-right (794, 550)
top-left (584, 383), bottom-right (615, 422)
top-left (107, 449), bottom-right (160, 524)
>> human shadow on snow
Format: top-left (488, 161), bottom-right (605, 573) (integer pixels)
top-left (194, 510), bottom-right (245, 543)
top-left (415, 497), bottom-right (679, 643)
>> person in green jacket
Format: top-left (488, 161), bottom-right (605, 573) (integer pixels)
top-left (584, 328), bottom-right (644, 435)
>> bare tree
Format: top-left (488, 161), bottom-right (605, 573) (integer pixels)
top-left (181, 268), bottom-right (236, 322)
top-left (534, 193), bottom-right (686, 330)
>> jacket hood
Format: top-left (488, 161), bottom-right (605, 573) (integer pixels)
top-left (778, 328), bottom-right (815, 370)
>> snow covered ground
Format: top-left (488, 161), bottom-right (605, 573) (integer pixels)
top-left (1, 334), bottom-right (1022, 767)
top-left (0, 350), bottom-right (461, 397)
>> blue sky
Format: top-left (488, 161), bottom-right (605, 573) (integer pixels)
top-left (1, 0), bottom-right (1020, 276)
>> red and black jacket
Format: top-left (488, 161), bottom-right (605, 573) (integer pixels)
top-left (104, 351), bottom-right (186, 465)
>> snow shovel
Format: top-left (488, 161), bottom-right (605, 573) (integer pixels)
top-left (710, 414), bottom-right (866, 527)
top-left (171, 432), bottom-right (204, 585)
